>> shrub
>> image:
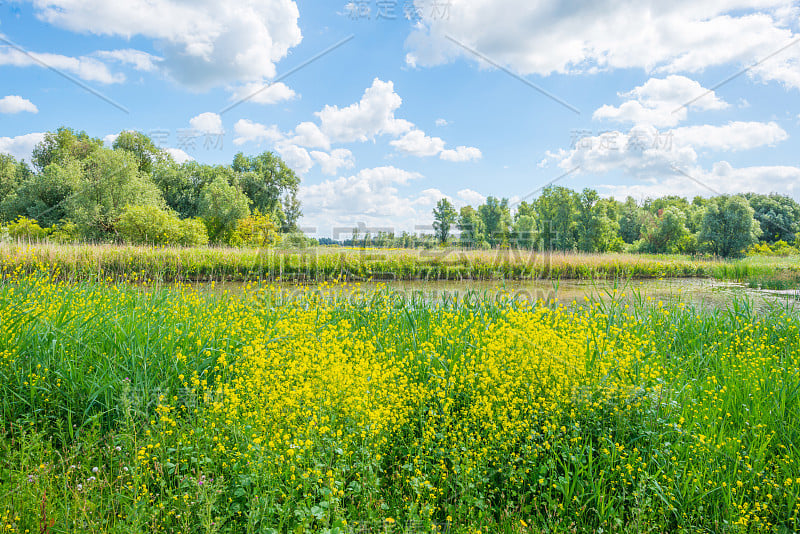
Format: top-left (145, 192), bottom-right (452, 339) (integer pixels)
top-left (7, 216), bottom-right (48, 242)
top-left (117, 205), bottom-right (208, 247)
top-left (50, 221), bottom-right (81, 244)
top-left (230, 210), bottom-right (279, 247)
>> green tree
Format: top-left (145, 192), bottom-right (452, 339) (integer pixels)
top-left (618, 196), bottom-right (643, 244)
top-left (478, 197), bottom-right (511, 247)
top-left (457, 206), bottom-right (485, 248)
top-left (699, 195), bottom-right (761, 257)
top-left (514, 200), bottom-right (535, 221)
top-left (198, 177), bottom-right (251, 244)
top-left (31, 127), bottom-right (103, 172)
top-left (432, 198), bottom-right (457, 244)
top-left (512, 215), bottom-right (537, 249)
top-left (112, 131), bottom-right (167, 174)
top-left (745, 193), bottom-right (800, 243)
top-left (0, 154), bottom-right (26, 205)
top-left (0, 159), bottom-right (83, 227)
top-left (232, 152), bottom-right (301, 231)
top-left (640, 207), bottom-right (690, 254)
top-left (577, 190), bottom-right (620, 252)
top-left (534, 186), bottom-right (577, 251)
top-left (65, 148), bottom-right (164, 240)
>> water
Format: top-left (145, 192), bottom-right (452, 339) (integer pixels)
top-left (193, 277), bottom-right (800, 311)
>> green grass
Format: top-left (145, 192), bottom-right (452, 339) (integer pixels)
top-left (0, 271), bottom-right (799, 532)
top-left (3, 241), bottom-right (798, 285)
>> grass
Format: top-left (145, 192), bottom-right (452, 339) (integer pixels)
top-left (2, 241), bottom-right (799, 285)
top-left (1, 270), bottom-right (799, 532)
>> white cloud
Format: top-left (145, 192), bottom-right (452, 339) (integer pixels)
top-left (189, 112), bottom-right (224, 134)
top-left (0, 132), bottom-right (45, 162)
top-left (316, 78), bottom-right (413, 143)
top-left (406, 1), bottom-right (800, 88)
top-left (0, 95), bottom-right (38, 114)
top-left (299, 166), bottom-right (425, 232)
top-left (165, 147), bottom-right (194, 163)
top-left (291, 122), bottom-right (330, 150)
top-left (440, 146), bottom-right (482, 162)
top-left (457, 188), bottom-right (487, 206)
top-left (233, 119), bottom-right (284, 145)
top-left (228, 81), bottom-right (296, 106)
top-left (672, 121), bottom-right (788, 151)
top-left (95, 49), bottom-right (161, 72)
top-left (310, 149), bottom-right (355, 175)
top-left (0, 47), bottom-right (123, 84)
top-left (103, 133), bottom-right (119, 146)
top-left (593, 75), bottom-right (728, 127)
top-left (390, 129), bottom-right (446, 157)
top-left (435, 118), bottom-right (448, 127)
top-left (275, 142), bottom-right (313, 175)
top-left (600, 162), bottom-right (800, 200)
top-left (30, 0), bottom-right (303, 89)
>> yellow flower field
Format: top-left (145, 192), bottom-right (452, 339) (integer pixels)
top-left (0, 272), bottom-right (798, 532)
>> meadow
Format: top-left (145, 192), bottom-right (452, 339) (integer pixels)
top-left (1, 242), bottom-right (799, 286)
top-left (0, 267), bottom-right (799, 533)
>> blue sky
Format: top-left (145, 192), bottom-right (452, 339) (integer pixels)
top-left (1, 0), bottom-right (799, 236)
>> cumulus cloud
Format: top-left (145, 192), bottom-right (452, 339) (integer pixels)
top-left (440, 146), bottom-right (482, 162)
top-left (457, 188), bottom-right (487, 206)
top-left (30, 0), bottom-right (302, 89)
top-left (310, 149), bottom-right (355, 175)
top-left (0, 132), bottom-right (45, 162)
top-left (232, 79), bottom-right (481, 171)
top-left (299, 166), bottom-right (427, 232)
top-left (316, 78), bottom-right (414, 143)
top-left (0, 47), bottom-right (123, 84)
top-left (233, 119), bottom-right (284, 145)
top-left (189, 112), bottom-right (224, 134)
top-left (95, 49), bottom-right (162, 72)
top-left (390, 130), bottom-right (446, 157)
top-left (672, 121), bottom-right (788, 151)
top-left (165, 147), bottom-right (194, 163)
top-left (0, 95), bottom-right (38, 114)
top-left (228, 81), bottom-right (296, 106)
top-left (406, 1), bottom-right (800, 88)
top-left (593, 75), bottom-right (729, 127)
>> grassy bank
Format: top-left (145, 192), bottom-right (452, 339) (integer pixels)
top-left (1, 242), bottom-right (797, 284)
top-left (1, 272), bottom-right (799, 532)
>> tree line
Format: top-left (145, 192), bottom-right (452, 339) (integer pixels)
top-left (0, 127), bottom-right (302, 246)
top-left (430, 187), bottom-right (800, 258)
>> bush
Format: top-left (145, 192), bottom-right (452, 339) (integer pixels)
top-left (50, 221), bottom-right (80, 244)
top-left (177, 218), bottom-right (209, 247)
top-left (117, 205), bottom-right (208, 247)
top-left (230, 210), bottom-right (279, 247)
top-left (7, 216), bottom-right (48, 242)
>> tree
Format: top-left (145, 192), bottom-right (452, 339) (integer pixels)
top-left (232, 152), bottom-right (301, 230)
top-left (0, 159), bottom-right (83, 227)
top-left (514, 200), bottom-right (535, 221)
top-left (198, 177), bottom-right (251, 244)
top-left (618, 196), bottom-right (643, 244)
top-left (0, 154), bottom-right (24, 205)
top-left (699, 195), bottom-right (761, 257)
top-left (457, 206), bottom-right (485, 248)
top-left (31, 127), bottom-right (103, 172)
top-left (432, 198), bottom-right (457, 244)
top-left (512, 215), bottom-right (537, 249)
top-left (535, 186), bottom-right (577, 251)
top-left (117, 205), bottom-right (208, 246)
top-left (65, 147), bottom-right (164, 239)
top-left (112, 131), bottom-right (167, 174)
top-left (478, 197), bottom-right (511, 247)
top-left (577, 189), bottom-right (620, 252)
top-left (640, 207), bottom-right (691, 254)
top-left (745, 193), bottom-right (800, 243)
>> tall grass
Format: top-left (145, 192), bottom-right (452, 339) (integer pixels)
top-left (5, 241), bottom-right (796, 284)
top-left (0, 272), bottom-right (799, 531)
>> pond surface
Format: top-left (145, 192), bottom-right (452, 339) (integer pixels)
top-left (186, 277), bottom-right (800, 311)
